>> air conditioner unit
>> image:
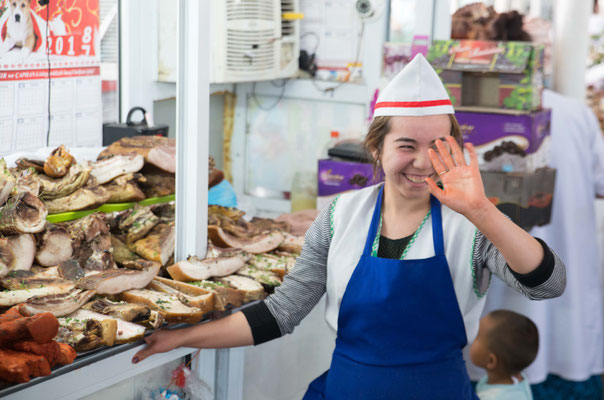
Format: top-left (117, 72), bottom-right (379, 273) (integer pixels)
top-left (210, 0), bottom-right (300, 83)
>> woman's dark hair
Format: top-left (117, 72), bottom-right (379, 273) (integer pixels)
top-left (487, 310), bottom-right (539, 375)
top-left (363, 114), bottom-right (464, 176)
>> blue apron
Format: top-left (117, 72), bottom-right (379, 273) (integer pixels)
top-left (303, 186), bottom-right (477, 399)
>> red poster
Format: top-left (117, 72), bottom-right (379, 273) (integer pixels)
top-left (0, 0), bottom-right (99, 72)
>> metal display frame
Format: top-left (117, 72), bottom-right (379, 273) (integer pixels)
top-left (3, 1), bottom-right (212, 398)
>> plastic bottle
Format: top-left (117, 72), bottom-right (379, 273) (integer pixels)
top-left (290, 170), bottom-right (317, 212)
top-left (322, 130), bottom-right (340, 159)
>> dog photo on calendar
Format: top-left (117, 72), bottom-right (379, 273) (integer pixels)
top-left (0, 0), bottom-right (53, 62)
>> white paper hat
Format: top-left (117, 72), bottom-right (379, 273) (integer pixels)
top-left (374, 53), bottom-right (454, 117)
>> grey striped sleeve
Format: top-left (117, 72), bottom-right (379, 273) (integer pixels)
top-left (264, 201), bottom-right (566, 336)
top-left (264, 200), bottom-right (333, 335)
top-left (472, 232), bottom-right (566, 299)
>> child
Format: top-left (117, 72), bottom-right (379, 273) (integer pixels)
top-left (470, 310), bottom-right (539, 400)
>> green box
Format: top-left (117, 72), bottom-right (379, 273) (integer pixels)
top-left (427, 40), bottom-right (544, 111)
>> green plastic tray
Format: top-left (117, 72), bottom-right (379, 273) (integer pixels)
top-left (46, 194), bottom-right (175, 223)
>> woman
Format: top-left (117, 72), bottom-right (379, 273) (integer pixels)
top-left (132, 55), bottom-right (566, 399)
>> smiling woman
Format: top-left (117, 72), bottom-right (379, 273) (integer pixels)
top-left (131, 54), bottom-right (566, 400)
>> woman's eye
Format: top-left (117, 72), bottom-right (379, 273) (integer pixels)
top-left (399, 145), bottom-right (414, 150)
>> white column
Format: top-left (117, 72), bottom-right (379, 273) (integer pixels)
top-left (529, 0), bottom-right (543, 17)
top-left (176, 0), bottom-right (213, 394)
top-left (552, 0), bottom-right (591, 100)
top-left (414, 0), bottom-right (435, 38)
top-left (494, 0), bottom-right (512, 12)
top-left (511, 0), bottom-right (529, 13)
top-left (433, 0), bottom-right (452, 40)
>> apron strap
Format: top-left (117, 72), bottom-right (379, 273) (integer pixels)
top-left (430, 195), bottom-right (445, 257)
top-left (362, 185), bottom-right (384, 256)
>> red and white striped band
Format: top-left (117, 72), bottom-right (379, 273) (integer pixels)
top-left (374, 99), bottom-right (452, 109)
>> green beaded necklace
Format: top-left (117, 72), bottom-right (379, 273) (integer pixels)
top-left (370, 210), bottom-right (431, 259)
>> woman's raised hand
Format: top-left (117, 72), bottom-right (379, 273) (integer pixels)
top-left (425, 137), bottom-right (491, 218)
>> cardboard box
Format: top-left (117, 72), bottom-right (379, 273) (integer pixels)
top-left (482, 168), bottom-right (556, 231)
top-left (427, 40), bottom-right (545, 111)
top-left (317, 159), bottom-right (383, 209)
top-left (456, 108), bottom-right (551, 172)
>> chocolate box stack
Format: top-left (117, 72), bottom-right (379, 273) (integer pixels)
top-left (427, 39), bottom-right (555, 230)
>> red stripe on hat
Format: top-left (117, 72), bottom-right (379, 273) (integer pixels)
top-left (375, 99), bottom-right (452, 109)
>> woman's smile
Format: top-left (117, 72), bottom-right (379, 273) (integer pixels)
top-left (402, 172), bottom-right (431, 185)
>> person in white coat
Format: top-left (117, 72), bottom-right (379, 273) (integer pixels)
top-left (467, 89), bottom-right (604, 399)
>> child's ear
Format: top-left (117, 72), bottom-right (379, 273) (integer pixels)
top-left (486, 353), bottom-right (498, 370)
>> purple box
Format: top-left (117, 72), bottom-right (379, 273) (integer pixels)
top-left (456, 108), bottom-right (551, 171)
top-left (317, 159), bottom-right (383, 209)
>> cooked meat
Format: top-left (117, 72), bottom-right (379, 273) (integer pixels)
top-left (276, 209), bottom-right (319, 236)
top-left (120, 289), bottom-right (205, 324)
top-left (57, 316), bottom-right (117, 349)
top-left (0, 260), bottom-right (8, 279)
top-left (111, 235), bottom-right (142, 265)
top-left (83, 250), bottom-right (115, 272)
top-left (215, 275), bottom-right (265, 303)
top-left (0, 234), bottom-right (36, 271)
top-left (150, 202), bottom-right (175, 223)
top-left (148, 278), bottom-right (215, 314)
top-left (35, 226), bottom-right (73, 267)
top-left (57, 260), bottom-right (85, 281)
top-left (167, 253), bottom-right (251, 282)
top-left (248, 252), bottom-right (297, 279)
top-left (0, 159), bottom-right (16, 206)
top-left (104, 173), bottom-right (146, 203)
top-left (121, 259), bottom-right (158, 271)
top-left (0, 348), bottom-right (51, 383)
top-left (76, 261), bottom-right (160, 294)
top-left (0, 280), bottom-right (75, 307)
top-left (43, 145), bottom-right (75, 178)
top-left (167, 279), bottom-right (244, 312)
top-left (19, 289), bottom-right (97, 317)
top-left (236, 265), bottom-right (282, 290)
top-left (98, 136), bottom-right (176, 173)
top-left (55, 326), bottom-right (105, 352)
top-left (118, 205), bottom-right (159, 244)
top-left (248, 217), bottom-right (290, 235)
top-left (13, 168), bottom-right (41, 197)
top-left (65, 214), bottom-right (115, 272)
top-left (208, 158), bottom-right (224, 188)
top-left (276, 232), bottom-right (304, 254)
top-left (138, 171), bottom-right (175, 198)
top-left (0, 312), bottom-right (59, 345)
top-left (0, 192), bottom-right (47, 234)
top-left (10, 340), bottom-right (76, 367)
top-left (38, 163), bottom-right (91, 200)
top-left (66, 309), bottom-right (145, 344)
top-left (44, 185), bottom-right (111, 214)
top-left (208, 226), bottom-right (284, 254)
top-left (130, 222), bottom-right (175, 265)
top-left (15, 157), bottom-right (45, 173)
top-left (89, 154), bottom-right (145, 184)
top-left (82, 298), bottom-right (152, 323)
top-left (65, 213), bottom-right (109, 243)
